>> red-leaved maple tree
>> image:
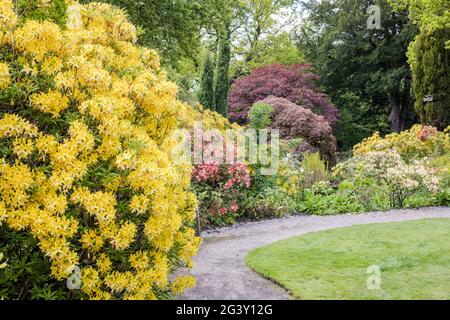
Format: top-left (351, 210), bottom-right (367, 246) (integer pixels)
top-left (228, 64), bottom-right (339, 126)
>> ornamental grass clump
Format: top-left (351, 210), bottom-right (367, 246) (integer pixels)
top-left (0, 1), bottom-right (201, 300)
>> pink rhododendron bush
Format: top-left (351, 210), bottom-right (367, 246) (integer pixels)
top-left (192, 159), bottom-right (251, 226)
top-left (0, 1), bottom-right (201, 299)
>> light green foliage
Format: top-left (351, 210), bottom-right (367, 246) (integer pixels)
top-left (0, 252), bottom-right (7, 269)
top-left (248, 103), bottom-right (274, 129)
top-left (18, 0), bottom-right (67, 27)
top-left (232, 33), bottom-right (304, 78)
top-left (276, 152), bottom-right (331, 208)
top-left (167, 56), bottom-right (199, 104)
top-left (389, 0), bottom-right (450, 48)
top-left (296, 180), bottom-right (381, 215)
top-left (247, 219), bottom-right (450, 299)
top-left (236, 0), bottom-right (299, 59)
top-left (81, 0), bottom-right (205, 66)
top-left (249, 33), bottom-right (304, 68)
top-left (300, 152), bottom-right (328, 190)
top-left (241, 187), bottom-right (296, 220)
top-left (230, 0), bottom-right (303, 79)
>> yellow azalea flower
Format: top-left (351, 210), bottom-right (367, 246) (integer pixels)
top-left (80, 230), bottom-right (105, 252)
top-left (0, 62), bottom-right (11, 89)
top-left (14, 20), bottom-right (63, 62)
top-left (12, 138), bottom-right (34, 159)
top-left (0, 0), bottom-right (205, 300)
top-left (96, 253), bottom-right (112, 274)
top-left (0, 0), bottom-right (17, 33)
top-left (110, 221), bottom-right (137, 250)
top-left (171, 275), bottom-right (196, 295)
top-left (81, 267), bottom-right (101, 294)
top-left (30, 90), bottom-right (70, 118)
top-left (129, 194), bottom-right (150, 215)
top-left (129, 251), bottom-right (149, 271)
top-left (0, 201), bottom-right (7, 222)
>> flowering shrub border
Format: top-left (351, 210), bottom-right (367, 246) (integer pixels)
top-left (0, 1), bottom-right (201, 300)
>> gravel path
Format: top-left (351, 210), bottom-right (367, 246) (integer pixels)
top-left (180, 207), bottom-right (450, 300)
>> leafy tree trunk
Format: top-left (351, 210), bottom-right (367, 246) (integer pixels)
top-left (214, 21), bottom-right (231, 117)
top-left (389, 99), bottom-right (402, 132)
top-left (198, 53), bottom-right (216, 111)
top-left (388, 85), bottom-right (415, 132)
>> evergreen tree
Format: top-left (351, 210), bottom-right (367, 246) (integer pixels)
top-left (411, 30), bottom-right (450, 130)
top-left (387, 0), bottom-right (450, 129)
top-left (214, 23), bottom-right (231, 117)
top-left (297, 0), bottom-right (418, 149)
top-left (198, 53), bottom-right (216, 111)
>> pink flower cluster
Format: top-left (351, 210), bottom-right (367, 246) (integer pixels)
top-left (224, 162), bottom-right (251, 189)
top-left (192, 161), bottom-right (220, 182)
top-left (418, 125), bottom-right (437, 141)
top-left (218, 203), bottom-right (239, 216)
top-left (191, 139), bottom-right (251, 221)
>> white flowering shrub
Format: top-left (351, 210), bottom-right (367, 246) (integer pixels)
top-left (335, 149), bottom-right (443, 208)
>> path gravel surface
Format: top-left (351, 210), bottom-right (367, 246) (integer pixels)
top-left (180, 207), bottom-right (450, 300)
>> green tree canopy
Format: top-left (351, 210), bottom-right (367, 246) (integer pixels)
top-left (296, 0), bottom-right (418, 149)
top-left (231, 32), bottom-right (304, 79)
top-left (81, 0), bottom-right (205, 66)
top-left (388, 0), bottom-right (450, 49)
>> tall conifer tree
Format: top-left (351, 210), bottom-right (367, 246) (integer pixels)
top-left (214, 22), bottom-right (231, 117)
top-left (198, 52), bottom-right (216, 111)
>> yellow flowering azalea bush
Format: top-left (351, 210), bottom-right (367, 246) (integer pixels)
top-left (0, 1), bottom-right (201, 299)
top-left (178, 102), bottom-right (242, 132)
top-left (331, 125), bottom-right (450, 209)
top-left (353, 124), bottom-right (450, 161)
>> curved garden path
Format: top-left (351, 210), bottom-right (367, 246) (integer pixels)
top-left (180, 207), bottom-right (450, 300)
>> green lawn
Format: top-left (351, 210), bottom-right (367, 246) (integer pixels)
top-left (246, 219), bottom-right (450, 300)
